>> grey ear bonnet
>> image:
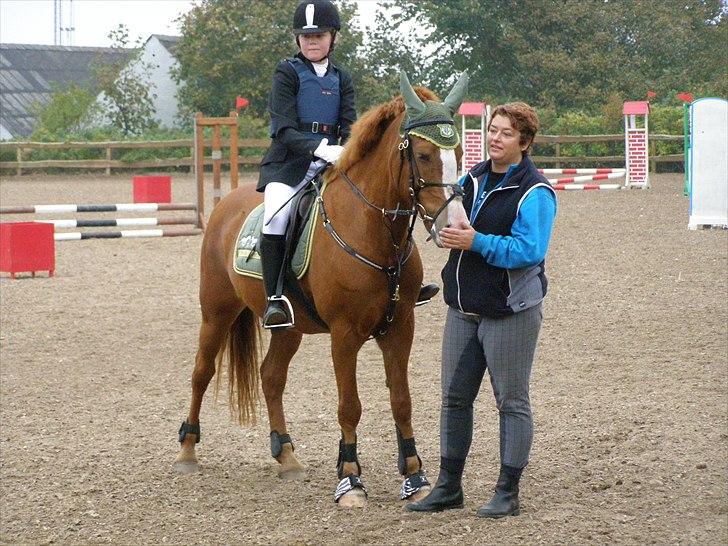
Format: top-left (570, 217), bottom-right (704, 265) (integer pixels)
top-left (399, 72), bottom-right (469, 150)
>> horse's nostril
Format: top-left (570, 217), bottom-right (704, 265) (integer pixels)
top-left (446, 223), bottom-right (451, 228)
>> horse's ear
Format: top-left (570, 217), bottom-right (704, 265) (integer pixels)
top-left (443, 72), bottom-right (469, 115)
top-left (400, 72), bottom-right (426, 118)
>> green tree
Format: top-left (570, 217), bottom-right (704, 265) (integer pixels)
top-left (390, 0), bottom-right (727, 111)
top-left (354, 5), bottom-right (429, 111)
top-left (173, 0), bottom-right (365, 121)
top-left (29, 83), bottom-right (98, 139)
top-left (94, 24), bottom-right (158, 136)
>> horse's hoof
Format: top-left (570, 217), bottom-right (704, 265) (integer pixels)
top-left (404, 484), bottom-right (431, 502)
top-left (337, 489), bottom-right (367, 509)
top-left (173, 460), bottom-right (200, 474)
top-left (278, 465), bottom-right (306, 481)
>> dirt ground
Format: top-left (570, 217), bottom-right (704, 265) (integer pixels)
top-left (0, 171), bottom-right (726, 545)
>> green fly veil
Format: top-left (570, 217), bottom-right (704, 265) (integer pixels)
top-left (399, 72), bottom-right (469, 149)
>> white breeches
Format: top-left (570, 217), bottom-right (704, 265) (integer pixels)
top-left (263, 160), bottom-right (324, 235)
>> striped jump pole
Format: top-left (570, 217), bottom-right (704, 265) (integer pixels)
top-left (54, 228), bottom-right (203, 241)
top-left (538, 168), bottom-right (625, 175)
top-left (547, 171), bottom-right (625, 191)
top-left (0, 203), bottom-right (197, 215)
top-left (550, 182), bottom-right (623, 191)
top-left (37, 216), bottom-right (198, 228)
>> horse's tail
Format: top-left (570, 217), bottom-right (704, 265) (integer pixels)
top-left (214, 307), bottom-right (261, 426)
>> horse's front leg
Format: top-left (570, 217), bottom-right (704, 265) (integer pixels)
top-left (375, 312), bottom-right (432, 502)
top-left (261, 328), bottom-right (306, 480)
top-left (330, 330), bottom-right (367, 508)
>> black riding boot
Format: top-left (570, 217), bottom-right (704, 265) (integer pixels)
top-left (404, 457), bottom-right (464, 512)
top-left (416, 283), bottom-right (440, 304)
top-left (476, 464), bottom-right (522, 518)
top-left (260, 233), bottom-right (289, 328)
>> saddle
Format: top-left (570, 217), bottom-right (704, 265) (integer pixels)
top-left (234, 174), bottom-right (328, 329)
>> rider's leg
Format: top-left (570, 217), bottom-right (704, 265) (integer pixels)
top-left (261, 176), bottom-right (313, 328)
top-left (260, 232), bottom-right (288, 327)
top-left (261, 182), bottom-right (296, 328)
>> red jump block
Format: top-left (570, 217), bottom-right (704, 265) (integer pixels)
top-left (0, 222), bottom-right (55, 279)
top-left (133, 175), bottom-right (172, 204)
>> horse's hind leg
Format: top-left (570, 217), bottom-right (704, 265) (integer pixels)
top-left (261, 329), bottom-right (305, 480)
top-left (174, 281), bottom-right (242, 473)
top-left (375, 314), bottom-right (432, 501)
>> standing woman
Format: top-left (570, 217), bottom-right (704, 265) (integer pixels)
top-left (406, 102), bottom-right (557, 517)
top-left (257, 0), bottom-right (355, 328)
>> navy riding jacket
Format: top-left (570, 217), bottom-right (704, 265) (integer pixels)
top-left (257, 52), bottom-right (356, 191)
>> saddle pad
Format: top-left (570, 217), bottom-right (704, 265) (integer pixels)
top-left (233, 202), bottom-right (319, 279)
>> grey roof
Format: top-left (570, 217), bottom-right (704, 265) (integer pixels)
top-left (0, 43), bottom-right (135, 138)
top-left (151, 34), bottom-right (180, 55)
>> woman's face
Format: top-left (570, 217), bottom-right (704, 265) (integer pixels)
top-left (487, 114), bottom-right (528, 168)
top-left (299, 32), bottom-right (333, 63)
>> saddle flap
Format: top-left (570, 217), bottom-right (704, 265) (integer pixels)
top-left (233, 188), bottom-right (320, 279)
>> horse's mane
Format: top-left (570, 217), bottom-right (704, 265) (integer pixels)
top-left (335, 87), bottom-right (440, 172)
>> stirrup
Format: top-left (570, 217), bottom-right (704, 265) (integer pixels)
top-left (415, 284), bottom-right (440, 307)
top-left (263, 295), bottom-right (294, 329)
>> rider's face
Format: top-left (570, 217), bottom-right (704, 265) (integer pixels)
top-left (299, 32), bottom-right (333, 63)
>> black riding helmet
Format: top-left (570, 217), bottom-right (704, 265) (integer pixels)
top-left (293, 1), bottom-right (341, 36)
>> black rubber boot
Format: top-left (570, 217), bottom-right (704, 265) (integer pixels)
top-left (404, 457), bottom-right (464, 512)
top-left (476, 465), bottom-right (522, 518)
top-left (416, 283), bottom-right (440, 304)
top-left (260, 233), bottom-right (289, 328)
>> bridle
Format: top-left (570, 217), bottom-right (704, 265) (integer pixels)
top-left (313, 116), bottom-right (464, 336)
top-left (399, 117), bottom-right (465, 226)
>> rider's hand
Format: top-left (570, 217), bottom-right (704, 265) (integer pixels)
top-left (313, 138), bottom-right (344, 164)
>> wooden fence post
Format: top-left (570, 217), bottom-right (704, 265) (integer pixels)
top-left (212, 125), bottom-right (222, 206)
top-left (105, 145), bottom-right (111, 176)
top-left (554, 142), bottom-right (561, 169)
top-left (229, 111), bottom-right (239, 191)
top-left (195, 113), bottom-right (205, 229)
top-left (16, 146), bottom-right (22, 177)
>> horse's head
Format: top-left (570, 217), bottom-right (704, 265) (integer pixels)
top-left (399, 72), bottom-right (470, 248)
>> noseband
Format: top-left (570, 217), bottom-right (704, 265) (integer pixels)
top-left (314, 116), bottom-right (463, 337)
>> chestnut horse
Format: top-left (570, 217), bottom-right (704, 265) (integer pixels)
top-left (175, 73), bottom-right (469, 508)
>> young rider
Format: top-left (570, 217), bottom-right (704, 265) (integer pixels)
top-left (257, 0), bottom-right (439, 329)
top-left (257, 0), bottom-right (355, 328)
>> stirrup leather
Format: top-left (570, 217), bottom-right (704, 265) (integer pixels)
top-left (263, 295), bottom-right (295, 329)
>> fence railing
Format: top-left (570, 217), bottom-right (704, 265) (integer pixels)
top-left (531, 134), bottom-right (683, 170)
top-left (0, 134), bottom-right (684, 176)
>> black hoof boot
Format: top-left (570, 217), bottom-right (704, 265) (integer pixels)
top-left (416, 283), bottom-right (440, 305)
top-left (476, 465), bottom-right (522, 518)
top-left (405, 458), bottom-right (464, 513)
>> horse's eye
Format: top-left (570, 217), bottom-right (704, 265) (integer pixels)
top-left (416, 153), bottom-right (431, 162)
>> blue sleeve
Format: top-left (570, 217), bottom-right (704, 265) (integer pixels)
top-left (470, 187), bottom-right (557, 269)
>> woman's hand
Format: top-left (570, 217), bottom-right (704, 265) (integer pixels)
top-left (439, 224), bottom-right (476, 250)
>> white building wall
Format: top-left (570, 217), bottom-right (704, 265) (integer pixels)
top-left (135, 36), bottom-right (180, 128)
top-left (94, 35), bottom-right (181, 129)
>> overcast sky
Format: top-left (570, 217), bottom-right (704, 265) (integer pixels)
top-left (0, 0), bottom-right (382, 47)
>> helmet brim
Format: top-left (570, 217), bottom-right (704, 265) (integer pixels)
top-left (293, 27), bottom-right (336, 35)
